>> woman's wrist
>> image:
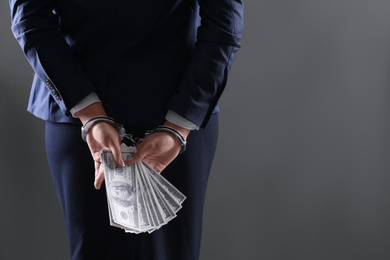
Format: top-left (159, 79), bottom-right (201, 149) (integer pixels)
top-left (156, 121), bottom-right (191, 154)
top-left (81, 116), bottom-right (119, 142)
top-left (163, 121), bottom-right (191, 140)
top-left (74, 102), bottom-right (107, 125)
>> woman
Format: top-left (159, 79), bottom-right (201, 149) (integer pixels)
top-left (9, 0), bottom-right (243, 259)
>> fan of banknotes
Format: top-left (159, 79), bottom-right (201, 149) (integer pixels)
top-left (101, 144), bottom-right (186, 234)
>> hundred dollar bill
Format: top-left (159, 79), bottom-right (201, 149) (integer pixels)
top-left (134, 164), bottom-right (152, 231)
top-left (146, 173), bottom-right (176, 222)
top-left (133, 160), bottom-right (157, 232)
top-left (102, 147), bottom-right (139, 231)
top-left (136, 162), bottom-right (161, 228)
top-left (141, 161), bottom-right (186, 204)
top-left (101, 144), bottom-right (186, 233)
top-left (139, 162), bottom-right (183, 214)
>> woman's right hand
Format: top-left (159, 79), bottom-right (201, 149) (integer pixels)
top-left (86, 122), bottom-right (124, 190)
top-left (75, 102), bottom-right (124, 190)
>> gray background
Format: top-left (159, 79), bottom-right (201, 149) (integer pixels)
top-left (1, 0), bottom-right (390, 259)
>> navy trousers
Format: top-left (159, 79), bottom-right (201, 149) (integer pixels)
top-left (45, 115), bottom-right (218, 260)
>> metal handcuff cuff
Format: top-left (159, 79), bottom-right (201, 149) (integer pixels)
top-left (81, 116), bottom-right (187, 154)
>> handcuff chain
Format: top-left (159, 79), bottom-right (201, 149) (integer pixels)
top-left (118, 125), bottom-right (142, 146)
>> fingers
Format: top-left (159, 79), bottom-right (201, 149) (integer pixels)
top-left (92, 144), bottom-right (121, 190)
top-left (97, 122), bottom-right (124, 168)
top-left (108, 141), bottom-right (125, 168)
top-left (126, 144), bottom-right (147, 165)
top-left (94, 161), bottom-right (105, 190)
top-left (125, 132), bottom-right (180, 173)
top-left (87, 122), bottom-right (125, 189)
top-left (89, 120), bottom-right (124, 156)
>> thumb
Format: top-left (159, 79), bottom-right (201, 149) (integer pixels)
top-left (127, 147), bottom-right (148, 165)
top-left (108, 141), bottom-right (125, 168)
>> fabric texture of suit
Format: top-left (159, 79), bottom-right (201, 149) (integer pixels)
top-left (10, 0), bottom-right (243, 259)
top-left (10, 0), bottom-right (243, 128)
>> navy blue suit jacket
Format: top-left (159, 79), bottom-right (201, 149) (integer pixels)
top-left (10, 0), bottom-right (243, 128)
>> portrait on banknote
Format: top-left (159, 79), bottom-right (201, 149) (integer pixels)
top-left (108, 181), bottom-right (135, 207)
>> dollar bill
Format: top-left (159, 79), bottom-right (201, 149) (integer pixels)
top-left (101, 144), bottom-right (186, 233)
top-left (102, 148), bottom-right (139, 231)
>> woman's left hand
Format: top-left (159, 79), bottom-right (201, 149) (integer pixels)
top-left (127, 122), bottom-right (190, 173)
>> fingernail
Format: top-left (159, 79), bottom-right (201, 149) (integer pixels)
top-left (120, 158), bottom-right (126, 167)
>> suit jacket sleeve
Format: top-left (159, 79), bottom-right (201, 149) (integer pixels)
top-left (10, 0), bottom-right (95, 115)
top-left (167, 0), bottom-right (244, 129)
